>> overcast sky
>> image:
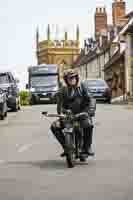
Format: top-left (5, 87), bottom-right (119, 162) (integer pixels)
top-left (0, 0), bottom-right (133, 89)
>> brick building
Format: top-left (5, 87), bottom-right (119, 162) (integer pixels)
top-left (73, 0), bottom-right (133, 102)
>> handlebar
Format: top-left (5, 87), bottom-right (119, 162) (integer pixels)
top-left (0, 88), bottom-right (4, 93)
top-left (42, 112), bottom-right (64, 118)
top-left (42, 111), bottom-right (88, 119)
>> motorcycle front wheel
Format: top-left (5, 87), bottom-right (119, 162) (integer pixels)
top-left (65, 133), bottom-right (75, 168)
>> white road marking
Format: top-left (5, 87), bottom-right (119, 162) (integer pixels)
top-left (18, 143), bottom-right (35, 153)
top-left (17, 130), bottom-right (51, 153)
top-left (0, 160), bottom-right (6, 164)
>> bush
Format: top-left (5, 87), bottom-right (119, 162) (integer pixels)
top-left (19, 90), bottom-right (30, 106)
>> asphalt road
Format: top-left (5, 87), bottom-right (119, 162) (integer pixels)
top-left (0, 104), bottom-right (133, 200)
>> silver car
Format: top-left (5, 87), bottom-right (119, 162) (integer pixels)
top-left (84, 79), bottom-right (112, 103)
top-left (0, 71), bottom-right (20, 111)
top-left (0, 88), bottom-right (7, 120)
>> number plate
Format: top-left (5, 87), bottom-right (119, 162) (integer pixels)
top-left (95, 93), bottom-right (103, 97)
top-left (64, 128), bottom-right (73, 133)
top-left (40, 98), bottom-right (49, 101)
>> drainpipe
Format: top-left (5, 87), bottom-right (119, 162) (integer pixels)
top-left (86, 63), bottom-right (88, 79)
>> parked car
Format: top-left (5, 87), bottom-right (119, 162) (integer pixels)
top-left (0, 88), bottom-right (7, 120)
top-left (0, 70), bottom-right (20, 111)
top-left (83, 79), bottom-right (111, 103)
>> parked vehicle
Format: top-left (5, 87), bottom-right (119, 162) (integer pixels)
top-left (42, 110), bottom-right (93, 168)
top-left (83, 79), bottom-right (111, 103)
top-left (0, 70), bottom-right (20, 111)
top-left (26, 64), bottom-right (59, 104)
top-left (0, 88), bottom-right (7, 120)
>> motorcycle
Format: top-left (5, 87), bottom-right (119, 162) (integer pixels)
top-left (0, 88), bottom-right (7, 120)
top-left (42, 110), bottom-right (92, 168)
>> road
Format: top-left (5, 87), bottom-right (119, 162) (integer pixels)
top-left (0, 104), bottom-right (133, 200)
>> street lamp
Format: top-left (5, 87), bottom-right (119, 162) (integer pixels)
top-left (85, 64), bottom-right (87, 79)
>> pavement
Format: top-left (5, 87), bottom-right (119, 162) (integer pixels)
top-left (0, 104), bottom-right (133, 200)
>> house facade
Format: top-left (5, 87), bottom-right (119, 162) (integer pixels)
top-left (73, 0), bottom-right (133, 102)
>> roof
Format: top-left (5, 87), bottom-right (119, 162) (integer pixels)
top-left (125, 10), bottom-right (133, 19)
top-left (0, 70), bottom-right (12, 74)
top-left (73, 14), bottom-right (133, 68)
top-left (104, 51), bottom-right (124, 71)
top-left (113, 16), bottom-right (133, 42)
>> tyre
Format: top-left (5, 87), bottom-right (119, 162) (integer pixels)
top-left (12, 98), bottom-right (20, 112)
top-left (0, 102), bottom-right (7, 120)
top-left (107, 98), bottom-right (111, 104)
top-left (4, 112), bottom-right (7, 117)
top-left (0, 114), bottom-right (4, 120)
top-left (18, 97), bottom-right (21, 110)
top-left (65, 134), bottom-right (75, 168)
top-left (30, 97), bottom-right (35, 105)
top-left (80, 157), bottom-right (86, 162)
top-left (12, 103), bottom-right (18, 112)
top-left (105, 98), bottom-right (111, 104)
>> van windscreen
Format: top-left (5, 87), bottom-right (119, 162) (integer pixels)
top-left (0, 74), bottom-right (9, 84)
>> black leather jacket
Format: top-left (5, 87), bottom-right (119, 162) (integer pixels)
top-left (57, 81), bottom-right (96, 116)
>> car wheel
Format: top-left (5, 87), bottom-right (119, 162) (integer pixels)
top-left (30, 98), bottom-right (34, 105)
top-left (0, 115), bottom-right (4, 120)
top-left (18, 101), bottom-right (21, 110)
top-left (105, 98), bottom-right (111, 104)
top-left (4, 112), bottom-right (7, 117)
top-left (12, 102), bottom-right (18, 112)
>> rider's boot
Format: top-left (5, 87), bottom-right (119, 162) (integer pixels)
top-left (81, 126), bottom-right (95, 157)
top-left (51, 124), bottom-right (66, 157)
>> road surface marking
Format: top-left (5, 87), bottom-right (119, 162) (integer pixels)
top-left (0, 160), bottom-right (6, 164)
top-left (18, 143), bottom-right (35, 153)
top-left (17, 130), bottom-right (51, 153)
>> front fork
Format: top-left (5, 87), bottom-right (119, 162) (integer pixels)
top-left (74, 127), bottom-right (83, 159)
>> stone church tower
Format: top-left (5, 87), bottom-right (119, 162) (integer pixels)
top-left (35, 25), bottom-right (80, 82)
top-left (36, 25), bottom-right (80, 66)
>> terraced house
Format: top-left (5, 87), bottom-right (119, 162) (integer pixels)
top-left (73, 0), bottom-right (133, 103)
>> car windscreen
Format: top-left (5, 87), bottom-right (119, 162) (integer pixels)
top-left (0, 74), bottom-right (9, 84)
top-left (30, 74), bottom-right (58, 87)
top-left (85, 80), bottom-right (107, 87)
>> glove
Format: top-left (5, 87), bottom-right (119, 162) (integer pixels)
top-left (89, 109), bottom-right (95, 117)
top-left (62, 109), bottom-right (71, 115)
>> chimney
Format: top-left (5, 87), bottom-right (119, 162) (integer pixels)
top-left (95, 6), bottom-right (107, 41)
top-left (112, 0), bottom-right (126, 26)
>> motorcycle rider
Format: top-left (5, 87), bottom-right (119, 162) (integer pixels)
top-left (51, 69), bottom-right (95, 158)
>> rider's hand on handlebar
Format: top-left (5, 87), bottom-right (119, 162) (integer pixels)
top-left (62, 109), bottom-right (72, 115)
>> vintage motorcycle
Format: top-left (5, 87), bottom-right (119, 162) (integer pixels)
top-left (42, 110), bottom-right (92, 168)
top-left (0, 88), bottom-right (7, 120)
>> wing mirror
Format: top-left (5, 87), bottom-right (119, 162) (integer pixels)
top-left (26, 84), bottom-right (29, 89)
top-left (15, 78), bottom-right (20, 84)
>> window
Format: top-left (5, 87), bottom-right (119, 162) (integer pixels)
top-left (0, 73), bottom-right (10, 84)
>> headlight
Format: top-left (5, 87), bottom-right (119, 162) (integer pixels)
top-left (30, 88), bottom-right (35, 92)
top-left (52, 87), bottom-right (58, 92)
top-left (7, 87), bottom-right (13, 97)
top-left (0, 95), bottom-right (4, 103)
top-left (8, 87), bottom-right (12, 94)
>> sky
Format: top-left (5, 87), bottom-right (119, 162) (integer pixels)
top-left (0, 0), bottom-right (133, 89)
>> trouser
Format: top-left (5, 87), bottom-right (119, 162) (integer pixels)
top-left (50, 119), bottom-right (93, 152)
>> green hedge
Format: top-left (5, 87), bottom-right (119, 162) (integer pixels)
top-left (19, 90), bottom-right (30, 106)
